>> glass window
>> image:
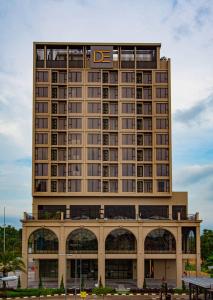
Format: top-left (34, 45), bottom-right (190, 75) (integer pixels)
top-left (87, 102), bottom-right (101, 113)
top-left (122, 103), bottom-right (135, 114)
top-left (144, 229), bottom-right (176, 253)
top-left (88, 179), bottom-right (101, 192)
top-left (88, 164), bottom-right (101, 176)
top-left (143, 72), bottom-right (152, 84)
top-left (122, 179), bottom-right (136, 192)
top-left (143, 88), bottom-right (152, 99)
top-left (156, 118), bottom-right (169, 129)
top-left (105, 229), bottom-right (136, 252)
top-left (35, 148), bottom-right (48, 160)
top-left (172, 206), bottom-right (187, 220)
top-left (35, 87), bottom-right (48, 97)
top-left (68, 102), bottom-right (82, 113)
top-left (68, 72), bottom-right (82, 82)
top-left (68, 87), bottom-right (82, 98)
top-left (70, 205), bottom-right (100, 219)
top-left (35, 163), bottom-right (48, 176)
top-left (144, 149), bottom-right (152, 161)
top-left (122, 148), bottom-right (135, 160)
top-left (68, 148), bottom-right (82, 160)
top-left (35, 133), bottom-right (48, 144)
top-left (87, 133), bottom-right (101, 145)
top-left (35, 179), bottom-right (47, 192)
top-left (156, 87), bottom-right (168, 98)
top-left (157, 180), bottom-right (170, 192)
top-left (156, 148), bottom-right (169, 160)
top-left (121, 72), bottom-right (135, 83)
top-left (122, 134), bottom-right (135, 145)
top-left (68, 118), bottom-right (82, 129)
top-left (28, 229), bottom-right (58, 253)
top-left (102, 180), bottom-right (118, 192)
top-left (122, 118), bottom-right (135, 129)
top-left (156, 134), bottom-right (169, 145)
top-left (122, 87), bottom-right (135, 98)
top-left (88, 72), bottom-right (101, 82)
top-left (88, 87), bottom-right (101, 98)
top-left (68, 133), bottom-right (82, 145)
top-left (156, 103), bottom-right (168, 114)
top-left (36, 71), bottom-right (48, 82)
top-left (68, 164), bottom-right (82, 176)
top-left (105, 207), bottom-right (135, 220)
top-left (139, 205), bottom-right (169, 219)
top-left (66, 229), bottom-right (98, 253)
top-left (156, 72), bottom-right (168, 83)
top-left (88, 118), bottom-right (101, 129)
top-left (144, 165), bottom-right (152, 177)
top-left (68, 179), bottom-right (81, 192)
top-left (144, 134), bottom-right (152, 146)
top-left (88, 148), bottom-right (101, 160)
top-left (157, 164), bottom-right (169, 176)
top-left (144, 180), bottom-right (152, 192)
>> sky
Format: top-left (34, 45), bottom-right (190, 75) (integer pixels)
top-left (0, 0), bottom-right (213, 229)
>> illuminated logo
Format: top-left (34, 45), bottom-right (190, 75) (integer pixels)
top-left (90, 46), bottom-right (113, 68)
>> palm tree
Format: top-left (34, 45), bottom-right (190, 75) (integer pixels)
top-left (0, 252), bottom-right (25, 289)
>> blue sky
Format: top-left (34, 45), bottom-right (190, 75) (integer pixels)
top-left (0, 0), bottom-right (213, 229)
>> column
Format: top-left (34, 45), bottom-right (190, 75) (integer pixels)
top-left (21, 225), bottom-right (28, 288)
top-left (58, 225), bottom-right (66, 287)
top-left (196, 225), bottom-right (201, 275)
top-left (137, 226), bottom-right (144, 288)
top-left (98, 226), bottom-right (105, 286)
top-left (176, 226), bottom-right (182, 288)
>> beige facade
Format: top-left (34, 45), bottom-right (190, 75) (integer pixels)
top-left (21, 42), bottom-right (201, 289)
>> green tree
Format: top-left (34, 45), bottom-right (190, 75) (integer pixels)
top-left (201, 229), bottom-right (213, 261)
top-left (17, 275), bottom-right (21, 288)
top-left (0, 226), bottom-right (22, 255)
top-left (60, 275), bottom-right (64, 290)
top-left (0, 252), bottom-right (25, 289)
top-left (39, 276), bottom-right (43, 289)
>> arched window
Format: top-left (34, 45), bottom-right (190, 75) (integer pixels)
top-left (66, 229), bottom-right (98, 253)
top-left (145, 228), bottom-right (176, 253)
top-left (182, 227), bottom-right (196, 254)
top-left (105, 228), bottom-right (137, 253)
top-left (28, 228), bottom-right (58, 254)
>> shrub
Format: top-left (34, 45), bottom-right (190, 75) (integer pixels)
top-left (92, 287), bottom-right (114, 296)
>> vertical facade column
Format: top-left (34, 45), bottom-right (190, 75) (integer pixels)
top-left (196, 225), bottom-right (201, 275)
top-left (98, 226), bottom-right (105, 286)
top-left (137, 226), bottom-right (144, 288)
top-left (58, 225), bottom-right (66, 288)
top-left (21, 224), bottom-right (28, 288)
top-left (176, 226), bottom-right (182, 288)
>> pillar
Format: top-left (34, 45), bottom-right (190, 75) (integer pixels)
top-left (58, 225), bottom-right (66, 287)
top-left (196, 225), bottom-right (201, 275)
top-left (137, 226), bottom-right (144, 288)
top-left (176, 226), bottom-right (182, 288)
top-left (21, 224), bottom-right (28, 288)
top-left (98, 226), bottom-right (105, 286)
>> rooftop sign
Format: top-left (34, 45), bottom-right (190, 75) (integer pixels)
top-left (90, 46), bottom-right (113, 68)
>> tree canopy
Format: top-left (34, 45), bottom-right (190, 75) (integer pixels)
top-left (201, 229), bottom-right (213, 261)
top-left (0, 226), bottom-right (22, 255)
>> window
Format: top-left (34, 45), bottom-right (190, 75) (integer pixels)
top-left (156, 134), bottom-right (169, 145)
top-left (35, 147), bottom-right (48, 160)
top-left (122, 118), bottom-right (135, 129)
top-left (122, 87), bottom-right (135, 98)
top-left (88, 87), bottom-right (101, 98)
top-left (35, 133), bottom-right (48, 144)
top-left (144, 149), bottom-right (152, 161)
top-left (52, 87), bottom-right (57, 99)
top-left (58, 148), bottom-right (66, 161)
top-left (68, 180), bottom-right (82, 192)
top-left (122, 134), bottom-right (135, 145)
top-left (68, 118), bottom-right (82, 129)
top-left (136, 88), bottom-right (142, 99)
top-left (68, 87), bottom-right (82, 98)
top-left (36, 71), bottom-right (48, 82)
top-left (137, 149), bottom-right (143, 161)
top-left (58, 72), bottom-right (67, 83)
top-left (156, 103), bottom-right (168, 114)
top-left (58, 102), bottom-right (67, 114)
top-left (58, 164), bottom-right (66, 176)
top-left (88, 148), bottom-right (101, 160)
top-left (172, 205), bottom-right (187, 220)
top-left (156, 87), bottom-right (168, 98)
top-left (143, 118), bottom-right (152, 130)
top-left (157, 180), bottom-right (170, 192)
top-left (156, 148), bottom-right (169, 161)
top-left (143, 72), bottom-right (152, 84)
top-left (144, 180), bottom-right (152, 192)
top-left (137, 180), bottom-right (143, 192)
top-left (156, 118), bottom-right (169, 129)
top-left (58, 180), bottom-right (66, 192)
top-left (68, 148), bottom-right (81, 160)
top-left (88, 179), bottom-right (101, 192)
top-left (35, 87), bottom-right (48, 97)
top-left (51, 133), bottom-right (57, 145)
top-left (139, 205), bottom-right (169, 219)
top-left (58, 133), bottom-right (66, 145)
top-left (122, 103), bottom-right (135, 114)
top-left (52, 103), bottom-right (57, 114)
top-left (103, 180), bottom-right (118, 193)
top-left (122, 164), bottom-right (135, 176)
top-left (58, 87), bottom-right (67, 99)
top-left (68, 72), bottom-right (82, 82)
top-left (87, 133), bottom-right (101, 145)
top-left (122, 180), bottom-right (135, 192)
top-left (87, 102), bottom-right (101, 113)
top-left (35, 180), bottom-right (47, 192)
top-left (88, 118), bottom-right (101, 129)
top-left (68, 102), bottom-right (82, 113)
top-left (143, 103), bottom-right (152, 115)
top-left (157, 164), bottom-right (169, 176)
top-left (144, 134), bottom-right (152, 146)
top-left (51, 181), bottom-right (57, 192)
top-left (68, 133), bottom-right (82, 145)
top-left (68, 164), bottom-right (82, 176)
top-left (137, 165), bottom-right (143, 177)
top-left (51, 149), bottom-right (57, 160)
top-left (156, 72), bottom-right (168, 83)
top-left (121, 72), bottom-right (135, 83)
top-left (36, 48), bottom-right (44, 61)
top-left (143, 88), bottom-right (152, 99)
top-left (88, 164), bottom-right (101, 176)
top-left (35, 164), bottom-right (48, 176)
top-left (35, 118), bottom-right (48, 129)
top-left (103, 164), bottom-right (118, 177)
top-left (122, 148), bottom-right (135, 160)
top-left (103, 148), bottom-right (118, 161)
top-left (88, 72), bottom-right (101, 82)
top-left (144, 165), bottom-right (152, 177)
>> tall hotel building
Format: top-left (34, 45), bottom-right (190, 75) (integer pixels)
top-left (22, 42), bottom-right (201, 289)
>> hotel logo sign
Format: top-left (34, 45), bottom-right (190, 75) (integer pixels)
top-left (90, 46), bottom-right (113, 68)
